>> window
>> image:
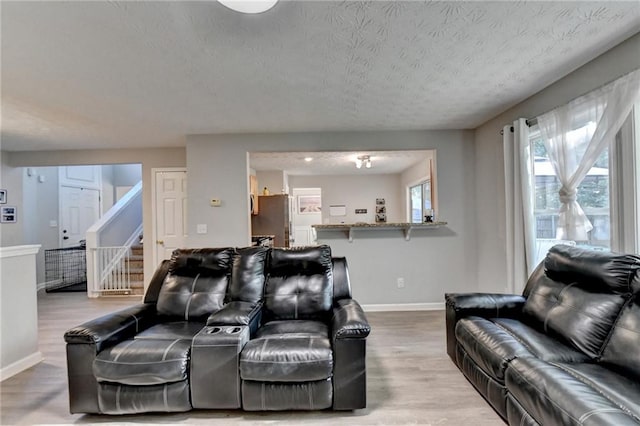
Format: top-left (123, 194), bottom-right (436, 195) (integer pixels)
top-left (529, 103), bottom-right (640, 261)
top-left (531, 126), bottom-right (611, 251)
top-left (409, 180), bottom-right (431, 223)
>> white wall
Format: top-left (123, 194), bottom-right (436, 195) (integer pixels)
top-left (474, 32), bottom-right (640, 294)
top-left (0, 245), bottom-right (42, 380)
top-left (289, 174), bottom-right (402, 224)
top-left (256, 170), bottom-right (287, 195)
top-left (186, 130), bottom-right (477, 306)
top-left (6, 148), bottom-right (186, 289)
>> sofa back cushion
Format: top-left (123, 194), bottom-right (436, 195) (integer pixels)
top-left (522, 245), bottom-right (634, 359)
top-left (226, 246), bottom-right (269, 304)
top-left (542, 245), bottom-right (640, 294)
top-left (264, 245), bottom-right (333, 321)
top-left (157, 248), bottom-right (235, 320)
top-left (600, 297), bottom-right (640, 380)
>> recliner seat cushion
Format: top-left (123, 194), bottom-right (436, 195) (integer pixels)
top-left (134, 321), bottom-right (205, 340)
top-left (240, 320), bottom-right (333, 382)
top-left (94, 338), bottom-right (191, 386)
top-left (506, 357), bottom-right (640, 426)
top-left (455, 317), bottom-right (534, 382)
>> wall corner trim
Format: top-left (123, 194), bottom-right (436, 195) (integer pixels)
top-left (0, 352), bottom-right (43, 381)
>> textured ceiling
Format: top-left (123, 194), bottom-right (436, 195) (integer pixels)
top-left (2, 1), bottom-right (639, 151)
top-left (250, 150), bottom-right (431, 175)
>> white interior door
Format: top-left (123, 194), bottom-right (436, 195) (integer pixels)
top-left (60, 186), bottom-right (101, 247)
top-left (154, 170), bottom-right (187, 267)
top-left (291, 188), bottom-right (322, 247)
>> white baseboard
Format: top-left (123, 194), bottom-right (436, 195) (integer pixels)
top-left (0, 351), bottom-right (43, 381)
top-left (362, 302), bottom-right (445, 312)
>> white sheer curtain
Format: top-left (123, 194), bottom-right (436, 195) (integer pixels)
top-left (537, 69), bottom-right (640, 241)
top-left (503, 118), bottom-right (536, 294)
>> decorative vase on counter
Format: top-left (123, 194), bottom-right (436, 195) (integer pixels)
top-left (263, 187), bottom-right (270, 196)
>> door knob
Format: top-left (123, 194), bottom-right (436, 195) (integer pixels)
top-left (156, 240), bottom-right (164, 245)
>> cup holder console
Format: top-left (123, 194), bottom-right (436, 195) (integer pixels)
top-left (206, 326), bottom-right (242, 334)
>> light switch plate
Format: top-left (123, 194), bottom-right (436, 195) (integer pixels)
top-left (196, 224), bottom-right (207, 234)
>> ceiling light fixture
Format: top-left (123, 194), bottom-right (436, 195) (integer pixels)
top-left (356, 155), bottom-right (371, 169)
top-left (304, 157), bottom-right (313, 162)
top-left (217, 0), bottom-right (278, 14)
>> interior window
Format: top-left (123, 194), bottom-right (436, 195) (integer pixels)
top-left (410, 180), bottom-right (431, 224)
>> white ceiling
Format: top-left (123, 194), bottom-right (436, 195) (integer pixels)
top-left (250, 150), bottom-right (431, 175)
top-left (2, 1), bottom-right (639, 152)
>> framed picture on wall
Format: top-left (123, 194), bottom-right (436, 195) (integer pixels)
top-left (0, 189), bottom-right (6, 204)
top-left (1, 206), bottom-right (17, 223)
top-left (298, 195), bottom-right (321, 214)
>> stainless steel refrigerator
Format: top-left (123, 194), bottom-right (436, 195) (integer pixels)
top-left (251, 194), bottom-right (290, 248)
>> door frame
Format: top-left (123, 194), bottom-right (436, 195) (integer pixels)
top-left (151, 167), bottom-right (187, 269)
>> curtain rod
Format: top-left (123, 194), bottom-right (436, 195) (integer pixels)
top-left (499, 68), bottom-right (639, 135)
top-left (500, 118), bottom-right (536, 135)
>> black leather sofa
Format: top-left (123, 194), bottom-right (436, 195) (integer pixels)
top-left (446, 245), bottom-right (640, 425)
top-left (64, 245), bottom-right (370, 414)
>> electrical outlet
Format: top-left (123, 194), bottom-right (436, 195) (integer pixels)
top-left (196, 224), bottom-right (207, 234)
top-left (397, 277), bottom-right (405, 289)
top-left (210, 198), bottom-right (222, 207)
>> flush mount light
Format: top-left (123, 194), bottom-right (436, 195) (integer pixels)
top-left (304, 157), bottom-right (313, 162)
top-left (355, 155), bottom-right (371, 169)
top-left (218, 0), bottom-right (278, 14)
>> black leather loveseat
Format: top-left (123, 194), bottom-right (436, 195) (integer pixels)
top-left (64, 245), bottom-right (370, 414)
top-left (446, 245), bottom-right (640, 425)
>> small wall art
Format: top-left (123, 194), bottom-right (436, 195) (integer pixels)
top-left (375, 198), bottom-right (386, 223)
top-left (298, 195), bottom-right (321, 214)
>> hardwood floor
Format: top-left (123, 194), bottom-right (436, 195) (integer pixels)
top-left (0, 292), bottom-right (503, 425)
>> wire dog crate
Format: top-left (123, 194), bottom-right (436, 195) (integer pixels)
top-left (45, 245), bottom-right (87, 292)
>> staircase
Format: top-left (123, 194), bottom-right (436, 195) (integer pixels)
top-left (127, 239), bottom-right (145, 296)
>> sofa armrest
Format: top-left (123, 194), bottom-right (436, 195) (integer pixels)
top-left (206, 301), bottom-right (263, 335)
top-left (64, 303), bottom-right (157, 414)
top-left (64, 303), bottom-right (156, 352)
top-left (331, 298), bottom-right (370, 410)
top-left (331, 298), bottom-right (370, 341)
top-left (444, 293), bottom-right (525, 363)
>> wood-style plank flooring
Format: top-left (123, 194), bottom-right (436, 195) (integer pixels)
top-left (0, 292), bottom-right (503, 425)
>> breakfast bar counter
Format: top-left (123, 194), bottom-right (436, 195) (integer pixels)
top-left (312, 222), bottom-right (447, 242)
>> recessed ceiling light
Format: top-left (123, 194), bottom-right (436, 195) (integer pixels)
top-left (304, 157), bottom-right (313, 162)
top-left (218, 0), bottom-right (278, 14)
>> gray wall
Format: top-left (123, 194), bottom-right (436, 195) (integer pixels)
top-left (186, 130), bottom-right (476, 305)
top-left (289, 174), bottom-right (403, 224)
top-left (474, 32), bottom-right (640, 293)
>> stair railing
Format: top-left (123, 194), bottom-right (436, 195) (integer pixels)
top-left (86, 181), bottom-right (142, 297)
top-left (95, 246), bottom-right (131, 294)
